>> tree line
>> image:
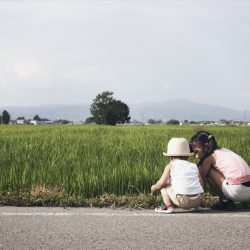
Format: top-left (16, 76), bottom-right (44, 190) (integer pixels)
top-left (0, 91), bottom-right (131, 125)
top-left (0, 91), bottom-right (195, 126)
top-left (0, 112), bottom-right (50, 125)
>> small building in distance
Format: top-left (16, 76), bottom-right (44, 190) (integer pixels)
top-left (30, 119), bottom-right (54, 125)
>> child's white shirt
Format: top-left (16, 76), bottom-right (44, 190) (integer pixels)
top-left (170, 159), bottom-right (204, 195)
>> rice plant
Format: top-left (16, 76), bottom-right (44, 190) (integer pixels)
top-left (0, 124), bottom-right (249, 198)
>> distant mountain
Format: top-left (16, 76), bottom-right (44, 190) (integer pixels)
top-left (1, 104), bottom-right (90, 122)
top-left (1, 100), bottom-right (249, 122)
top-left (129, 100), bottom-right (249, 122)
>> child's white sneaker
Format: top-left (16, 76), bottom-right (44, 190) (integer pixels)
top-left (154, 205), bottom-right (175, 214)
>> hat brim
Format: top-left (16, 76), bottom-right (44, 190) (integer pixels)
top-left (163, 152), bottom-right (194, 157)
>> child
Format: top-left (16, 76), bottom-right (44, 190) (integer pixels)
top-left (189, 131), bottom-right (250, 211)
top-left (151, 137), bottom-right (204, 213)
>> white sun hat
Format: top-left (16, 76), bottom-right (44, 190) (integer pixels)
top-left (163, 138), bottom-right (194, 157)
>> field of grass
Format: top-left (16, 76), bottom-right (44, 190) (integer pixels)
top-left (0, 124), bottom-right (249, 207)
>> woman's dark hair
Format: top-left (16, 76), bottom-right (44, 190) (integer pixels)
top-left (189, 131), bottom-right (219, 166)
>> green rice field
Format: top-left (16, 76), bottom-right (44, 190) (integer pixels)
top-left (0, 124), bottom-right (249, 199)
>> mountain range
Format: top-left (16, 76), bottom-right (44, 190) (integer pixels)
top-left (130, 100), bottom-right (249, 122)
top-left (1, 100), bottom-right (249, 122)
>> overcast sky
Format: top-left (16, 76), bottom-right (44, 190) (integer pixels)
top-left (0, 0), bottom-right (250, 110)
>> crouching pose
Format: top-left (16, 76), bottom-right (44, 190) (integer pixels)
top-left (151, 138), bottom-right (204, 213)
top-left (189, 131), bottom-right (250, 210)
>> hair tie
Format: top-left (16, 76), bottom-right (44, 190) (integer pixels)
top-left (208, 135), bottom-right (213, 139)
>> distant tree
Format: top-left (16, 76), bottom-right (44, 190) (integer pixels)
top-left (90, 91), bottom-right (130, 125)
top-left (85, 117), bottom-right (95, 124)
top-left (110, 100), bottom-right (130, 124)
top-left (16, 117), bottom-right (25, 120)
top-left (1, 110), bottom-right (10, 124)
top-left (90, 91), bottom-right (114, 125)
top-left (148, 119), bottom-right (162, 124)
top-left (33, 115), bottom-right (41, 121)
top-left (55, 119), bottom-right (70, 124)
top-left (0, 115), bottom-right (1, 124)
top-left (166, 119), bottom-right (180, 125)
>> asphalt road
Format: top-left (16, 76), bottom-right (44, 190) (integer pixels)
top-left (0, 206), bottom-right (250, 250)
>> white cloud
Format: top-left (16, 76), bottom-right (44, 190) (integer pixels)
top-left (0, 0), bottom-right (249, 110)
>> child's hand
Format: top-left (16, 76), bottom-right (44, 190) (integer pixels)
top-left (151, 184), bottom-right (157, 193)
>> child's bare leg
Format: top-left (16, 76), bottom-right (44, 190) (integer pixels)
top-left (160, 188), bottom-right (172, 207)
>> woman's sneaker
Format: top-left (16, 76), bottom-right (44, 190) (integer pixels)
top-left (210, 199), bottom-right (236, 211)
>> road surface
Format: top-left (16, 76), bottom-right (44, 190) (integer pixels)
top-left (0, 206), bottom-right (250, 249)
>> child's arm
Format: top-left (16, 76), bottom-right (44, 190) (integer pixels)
top-left (151, 163), bottom-right (171, 193)
top-left (199, 154), bottom-right (215, 181)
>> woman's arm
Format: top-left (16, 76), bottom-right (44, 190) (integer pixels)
top-left (151, 163), bottom-right (171, 192)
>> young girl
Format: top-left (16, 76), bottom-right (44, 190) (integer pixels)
top-left (151, 138), bottom-right (204, 214)
top-left (189, 131), bottom-right (250, 210)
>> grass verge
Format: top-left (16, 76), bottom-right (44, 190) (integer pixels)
top-left (0, 186), bottom-right (249, 209)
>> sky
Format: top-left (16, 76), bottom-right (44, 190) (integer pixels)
top-left (0, 0), bottom-right (250, 111)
